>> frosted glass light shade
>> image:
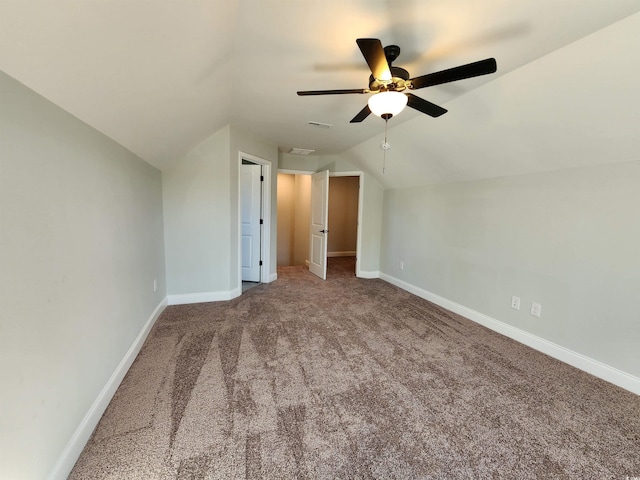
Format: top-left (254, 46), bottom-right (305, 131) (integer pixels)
top-left (368, 91), bottom-right (408, 118)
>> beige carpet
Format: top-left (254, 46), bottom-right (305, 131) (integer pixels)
top-left (70, 258), bottom-right (640, 479)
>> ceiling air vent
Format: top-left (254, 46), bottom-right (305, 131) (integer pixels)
top-left (288, 148), bottom-right (315, 155)
top-left (308, 121), bottom-right (333, 129)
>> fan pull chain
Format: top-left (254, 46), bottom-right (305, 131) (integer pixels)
top-left (383, 119), bottom-right (388, 174)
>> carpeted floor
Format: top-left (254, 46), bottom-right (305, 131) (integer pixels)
top-left (70, 257), bottom-right (640, 479)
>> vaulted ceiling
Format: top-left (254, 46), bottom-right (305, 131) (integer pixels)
top-left (1, 0), bottom-right (639, 187)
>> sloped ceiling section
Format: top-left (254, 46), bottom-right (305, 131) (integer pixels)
top-left (1, 0), bottom-right (639, 181)
top-left (0, 1), bottom-right (238, 169)
top-left (342, 12), bottom-right (640, 189)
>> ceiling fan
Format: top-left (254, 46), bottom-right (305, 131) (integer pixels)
top-left (297, 38), bottom-right (497, 123)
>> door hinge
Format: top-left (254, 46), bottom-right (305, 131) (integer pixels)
top-left (260, 219), bottom-right (263, 225)
top-left (260, 175), bottom-right (264, 182)
top-left (259, 260), bottom-right (263, 266)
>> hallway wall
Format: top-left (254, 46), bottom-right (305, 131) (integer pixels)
top-left (277, 173), bottom-right (310, 266)
top-left (328, 176), bottom-right (359, 256)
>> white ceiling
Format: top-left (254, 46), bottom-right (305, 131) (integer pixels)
top-left (1, 0), bottom-right (639, 180)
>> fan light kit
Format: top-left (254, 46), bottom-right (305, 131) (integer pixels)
top-left (368, 91), bottom-right (408, 119)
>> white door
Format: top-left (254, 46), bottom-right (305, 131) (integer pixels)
top-left (309, 170), bottom-right (329, 279)
top-left (241, 163), bottom-right (262, 282)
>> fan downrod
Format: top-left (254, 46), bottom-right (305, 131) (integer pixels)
top-left (384, 45), bottom-right (401, 64)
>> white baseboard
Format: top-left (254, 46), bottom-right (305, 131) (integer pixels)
top-left (357, 270), bottom-right (380, 279)
top-left (168, 288), bottom-right (241, 305)
top-left (47, 298), bottom-right (168, 480)
top-left (268, 272), bottom-right (278, 282)
top-left (327, 251), bottom-right (356, 257)
top-left (379, 272), bottom-right (640, 396)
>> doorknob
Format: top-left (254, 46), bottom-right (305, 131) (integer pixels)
top-left (320, 229), bottom-right (329, 233)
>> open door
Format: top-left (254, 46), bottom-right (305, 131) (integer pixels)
top-left (241, 163), bottom-right (262, 282)
top-left (309, 170), bottom-right (329, 279)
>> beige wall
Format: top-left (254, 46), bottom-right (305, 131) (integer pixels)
top-left (328, 176), bottom-right (359, 255)
top-left (293, 175), bottom-right (311, 265)
top-left (277, 173), bottom-right (310, 266)
top-left (276, 173), bottom-right (295, 266)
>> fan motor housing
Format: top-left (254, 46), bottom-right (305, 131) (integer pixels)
top-left (369, 66), bottom-right (410, 93)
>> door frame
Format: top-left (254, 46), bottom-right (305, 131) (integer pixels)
top-left (277, 169), bottom-right (364, 278)
top-left (238, 152), bottom-right (272, 292)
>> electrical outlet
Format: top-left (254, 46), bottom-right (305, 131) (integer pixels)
top-left (530, 302), bottom-right (542, 317)
top-left (153, 278), bottom-right (157, 292)
top-left (511, 296), bottom-right (521, 310)
top-left (400, 261), bottom-right (404, 270)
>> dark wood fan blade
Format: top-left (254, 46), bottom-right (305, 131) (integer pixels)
top-left (356, 38), bottom-right (392, 81)
top-left (409, 58), bottom-right (497, 90)
top-left (350, 105), bottom-right (372, 123)
top-left (406, 93), bottom-right (447, 117)
top-left (297, 89), bottom-right (368, 96)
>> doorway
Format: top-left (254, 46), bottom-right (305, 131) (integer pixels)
top-left (277, 171), bottom-right (362, 277)
top-left (238, 152), bottom-right (272, 294)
